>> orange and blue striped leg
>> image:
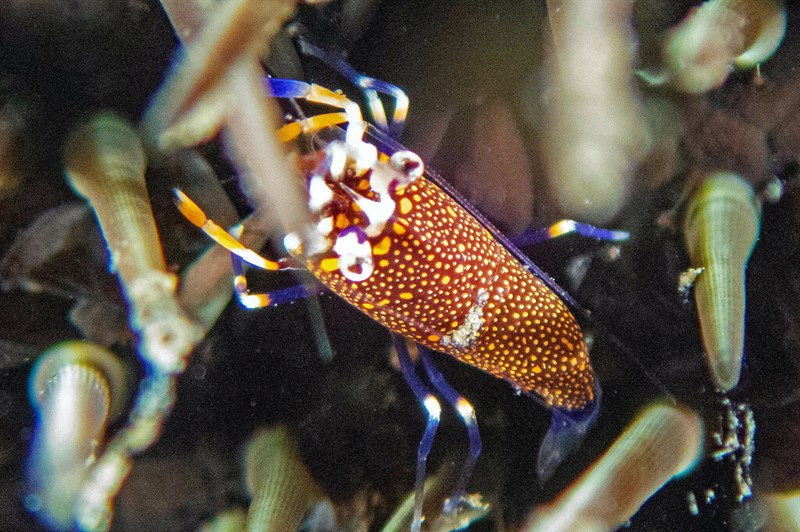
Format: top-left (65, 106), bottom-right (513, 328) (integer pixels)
top-left (513, 220), bottom-right (629, 247)
top-left (392, 334), bottom-right (441, 532)
top-left (174, 189), bottom-right (301, 272)
top-left (264, 77), bottom-right (367, 147)
top-left (294, 38), bottom-right (410, 139)
top-left (174, 188), bottom-right (325, 308)
top-left (419, 346), bottom-right (481, 514)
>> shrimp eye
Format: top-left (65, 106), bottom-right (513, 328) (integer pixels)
top-left (390, 150), bottom-right (424, 183)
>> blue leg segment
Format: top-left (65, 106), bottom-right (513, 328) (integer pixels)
top-left (418, 346), bottom-right (482, 514)
top-left (513, 219), bottom-right (629, 248)
top-left (295, 38), bottom-right (409, 139)
top-left (231, 252), bottom-right (334, 361)
top-left (536, 382), bottom-right (602, 482)
top-left (392, 334), bottom-right (441, 532)
top-left (264, 77), bottom-right (313, 100)
top-left (231, 254), bottom-right (325, 308)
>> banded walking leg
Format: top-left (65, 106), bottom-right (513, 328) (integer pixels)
top-left (392, 334), bottom-right (441, 532)
top-left (174, 189), bottom-right (301, 272)
top-left (512, 219), bottom-right (630, 248)
top-left (230, 253), bottom-right (326, 309)
top-left (294, 38), bottom-right (409, 139)
top-left (418, 345), bottom-right (482, 515)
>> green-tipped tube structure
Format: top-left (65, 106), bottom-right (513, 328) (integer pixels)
top-left (683, 171), bottom-right (761, 392)
top-left (760, 491), bottom-right (800, 532)
top-left (26, 341), bottom-right (127, 530)
top-left (244, 425), bottom-right (326, 532)
top-left (525, 404), bottom-right (703, 532)
top-left (63, 112), bottom-right (200, 373)
top-left (662, 0), bottom-right (786, 93)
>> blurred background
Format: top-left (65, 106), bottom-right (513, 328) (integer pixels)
top-left (0, 0), bottom-right (800, 530)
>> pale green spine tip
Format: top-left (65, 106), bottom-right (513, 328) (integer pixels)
top-left (245, 425), bottom-right (324, 532)
top-left (683, 171), bottom-right (760, 392)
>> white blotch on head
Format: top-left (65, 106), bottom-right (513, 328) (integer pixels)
top-left (308, 174), bottom-right (334, 212)
top-left (317, 216), bottom-right (334, 236)
top-left (326, 139), bottom-right (378, 180)
top-left (389, 150), bottom-right (424, 185)
top-left (340, 184), bottom-right (395, 237)
top-left (352, 139), bottom-right (378, 175)
top-left (334, 228), bottom-right (374, 281)
top-left (328, 141), bottom-right (348, 180)
top-left (283, 231), bottom-right (302, 255)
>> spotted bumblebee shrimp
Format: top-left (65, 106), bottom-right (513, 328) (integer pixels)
top-left (175, 70), bottom-right (614, 526)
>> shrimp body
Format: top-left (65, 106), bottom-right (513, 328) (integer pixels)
top-left (300, 146), bottom-right (595, 411)
top-left (176, 76), bottom-right (597, 413)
